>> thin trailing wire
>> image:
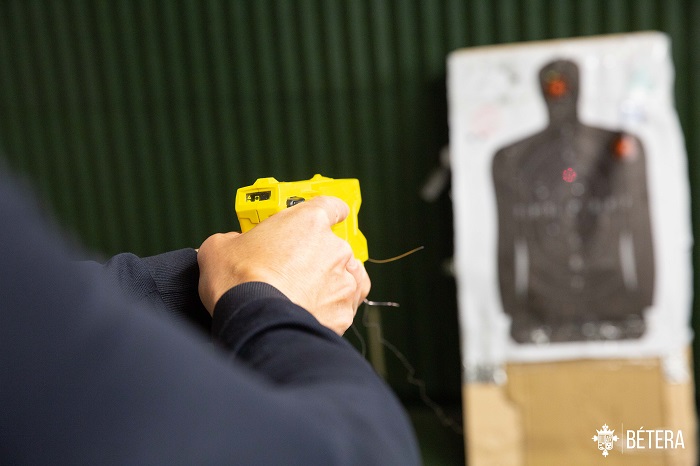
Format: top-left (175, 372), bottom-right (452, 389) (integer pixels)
top-left (367, 246), bottom-right (425, 264)
top-left (363, 298), bottom-right (400, 307)
top-left (362, 245), bottom-right (425, 307)
top-left (351, 303), bottom-right (464, 436)
top-left (348, 323), bottom-right (367, 357)
top-left (352, 244), bottom-right (463, 433)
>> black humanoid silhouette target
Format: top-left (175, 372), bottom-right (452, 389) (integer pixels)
top-left (492, 59), bottom-right (654, 344)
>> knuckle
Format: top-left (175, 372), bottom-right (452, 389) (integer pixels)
top-left (337, 239), bottom-right (354, 258)
top-left (210, 232), bottom-right (226, 242)
top-left (312, 205), bottom-right (331, 227)
top-left (362, 273), bottom-right (371, 297)
top-left (300, 203), bottom-right (328, 229)
top-left (344, 277), bottom-right (357, 298)
top-left (200, 233), bottom-right (218, 251)
top-left (343, 272), bottom-right (359, 300)
top-left (208, 233), bottom-right (228, 249)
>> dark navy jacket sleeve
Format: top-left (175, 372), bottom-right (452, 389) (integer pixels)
top-left (82, 250), bottom-right (212, 332)
top-left (0, 171), bottom-right (421, 466)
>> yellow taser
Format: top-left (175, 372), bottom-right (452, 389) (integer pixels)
top-left (235, 174), bottom-right (369, 262)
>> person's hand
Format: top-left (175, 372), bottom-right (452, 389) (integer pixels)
top-left (197, 196), bottom-right (371, 335)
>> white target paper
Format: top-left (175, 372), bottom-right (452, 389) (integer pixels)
top-left (448, 32), bottom-right (693, 378)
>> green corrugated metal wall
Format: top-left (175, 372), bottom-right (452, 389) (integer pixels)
top-left (2, 0), bottom-right (700, 462)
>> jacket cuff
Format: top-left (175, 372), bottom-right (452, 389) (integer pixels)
top-left (141, 248), bottom-right (211, 331)
top-left (211, 282), bottom-right (330, 353)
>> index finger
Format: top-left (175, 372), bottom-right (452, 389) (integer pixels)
top-left (304, 196), bottom-right (350, 227)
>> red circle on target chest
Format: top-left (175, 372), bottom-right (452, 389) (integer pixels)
top-left (562, 167), bottom-right (577, 183)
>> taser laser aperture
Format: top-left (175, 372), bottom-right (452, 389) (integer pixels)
top-left (235, 174), bottom-right (369, 262)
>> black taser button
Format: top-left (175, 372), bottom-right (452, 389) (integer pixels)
top-left (286, 196), bottom-right (305, 207)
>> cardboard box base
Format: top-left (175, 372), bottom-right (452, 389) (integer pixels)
top-left (465, 351), bottom-right (697, 465)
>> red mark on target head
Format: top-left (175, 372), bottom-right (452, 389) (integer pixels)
top-left (546, 78), bottom-right (567, 97)
top-left (562, 167), bottom-right (577, 183)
